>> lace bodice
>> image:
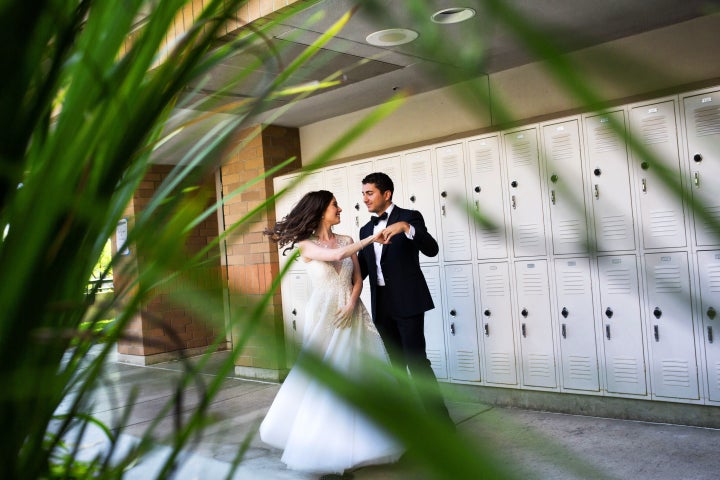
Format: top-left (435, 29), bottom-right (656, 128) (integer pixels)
top-left (305, 235), bottom-right (354, 291)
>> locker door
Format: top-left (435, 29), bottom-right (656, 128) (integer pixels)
top-left (585, 111), bottom-right (636, 252)
top-left (477, 262), bottom-right (518, 386)
top-left (684, 91), bottom-right (720, 246)
top-left (630, 101), bottom-right (687, 249)
top-left (324, 166), bottom-right (350, 236)
top-left (597, 255), bottom-right (647, 395)
top-left (435, 143), bottom-right (472, 262)
top-left (515, 260), bottom-right (556, 388)
top-left (421, 265), bottom-right (448, 380)
top-left (697, 250), bottom-right (720, 401)
top-left (444, 264), bottom-right (481, 382)
top-left (468, 136), bottom-right (509, 259)
top-left (543, 120), bottom-right (590, 255)
top-left (280, 269), bottom-right (311, 366)
top-left (402, 149), bottom-right (439, 263)
top-left (554, 258), bottom-right (600, 391)
top-left (346, 160), bottom-right (374, 238)
top-left (644, 253), bottom-right (699, 400)
top-left (373, 155), bottom-right (405, 210)
top-left (505, 129), bottom-right (547, 257)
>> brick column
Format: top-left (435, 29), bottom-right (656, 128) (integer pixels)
top-left (220, 125), bottom-right (301, 381)
top-left (113, 165), bottom-right (225, 365)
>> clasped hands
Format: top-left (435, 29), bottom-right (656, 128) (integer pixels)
top-left (369, 221), bottom-right (410, 245)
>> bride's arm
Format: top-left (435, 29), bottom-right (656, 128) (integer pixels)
top-left (334, 248), bottom-right (364, 328)
top-left (298, 233), bottom-right (378, 262)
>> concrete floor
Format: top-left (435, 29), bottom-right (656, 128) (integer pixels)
top-left (61, 349), bottom-right (720, 480)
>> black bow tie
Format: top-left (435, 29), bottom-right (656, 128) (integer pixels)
top-left (371, 212), bottom-right (388, 225)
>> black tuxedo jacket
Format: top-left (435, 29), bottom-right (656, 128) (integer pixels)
top-left (358, 205), bottom-right (439, 320)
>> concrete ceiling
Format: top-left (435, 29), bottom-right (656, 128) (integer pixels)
top-left (185, 0), bottom-right (719, 128)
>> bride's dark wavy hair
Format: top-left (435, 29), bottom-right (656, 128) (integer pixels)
top-left (264, 190), bottom-right (334, 255)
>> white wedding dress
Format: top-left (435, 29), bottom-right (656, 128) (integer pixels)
top-left (259, 237), bottom-right (404, 474)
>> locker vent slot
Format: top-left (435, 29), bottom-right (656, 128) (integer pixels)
top-left (697, 206), bottom-right (720, 240)
top-left (550, 132), bottom-right (573, 161)
top-left (478, 230), bottom-right (503, 248)
top-left (427, 349), bottom-right (445, 374)
top-left (648, 209), bottom-right (680, 238)
top-left (511, 140), bottom-right (533, 167)
top-left (660, 360), bottom-right (691, 387)
top-left (556, 219), bottom-right (583, 244)
top-left (599, 215), bottom-right (630, 241)
top-left (449, 274), bottom-right (471, 297)
top-left (694, 105), bottom-right (720, 137)
top-left (706, 264), bottom-right (720, 293)
top-left (439, 153), bottom-right (462, 178)
top-left (484, 273), bottom-right (507, 296)
top-left (489, 353), bottom-right (514, 375)
top-left (611, 356), bottom-right (641, 384)
top-left (593, 123), bottom-right (623, 153)
top-left (653, 265), bottom-right (682, 293)
top-left (472, 147), bottom-right (494, 174)
top-left (640, 115), bottom-right (670, 145)
top-left (447, 232), bottom-right (468, 253)
top-left (560, 271), bottom-right (587, 295)
top-left (567, 355), bottom-right (594, 381)
top-left (604, 267), bottom-right (633, 294)
top-left (455, 350), bottom-right (478, 373)
top-left (517, 224), bottom-right (543, 248)
top-left (408, 159), bottom-right (428, 184)
top-left (714, 362), bottom-right (720, 392)
top-left (425, 276), bottom-right (440, 297)
top-left (519, 272), bottom-right (545, 295)
top-left (527, 354), bottom-right (553, 378)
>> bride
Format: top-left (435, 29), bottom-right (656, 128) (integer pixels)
top-left (260, 190), bottom-right (404, 475)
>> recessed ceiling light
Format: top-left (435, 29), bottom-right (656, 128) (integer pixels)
top-left (431, 7), bottom-right (476, 24)
top-left (365, 28), bottom-right (418, 47)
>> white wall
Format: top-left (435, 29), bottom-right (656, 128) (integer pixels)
top-left (299, 15), bottom-right (720, 163)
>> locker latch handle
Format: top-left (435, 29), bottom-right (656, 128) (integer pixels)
top-left (694, 172), bottom-right (700, 188)
top-left (441, 205), bottom-right (446, 216)
top-left (450, 322), bottom-right (456, 336)
top-left (605, 324), bottom-right (611, 340)
top-left (708, 326), bottom-right (714, 344)
top-left (511, 195), bottom-right (517, 209)
top-left (521, 323), bottom-right (527, 337)
top-left (292, 320), bottom-right (297, 331)
top-left (551, 190), bottom-right (556, 205)
top-left (654, 325), bottom-right (660, 342)
top-left (561, 324), bottom-right (567, 339)
top-left (594, 184), bottom-right (600, 199)
top-left (641, 178), bottom-right (647, 193)
top-left (484, 324), bottom-right (489, 336)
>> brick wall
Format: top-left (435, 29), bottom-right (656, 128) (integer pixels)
top-left (221, 125), bottom-right (301, 378)
top-left (115, 165), bottom-right (224, 362)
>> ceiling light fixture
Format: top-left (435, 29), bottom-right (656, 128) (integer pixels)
top-left (365, 28), bottom-right (418, 47)
top-left (431, 7), bottom-right (476, 24)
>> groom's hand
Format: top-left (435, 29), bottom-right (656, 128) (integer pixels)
top-left (381, 221), bottom-right (409, 242)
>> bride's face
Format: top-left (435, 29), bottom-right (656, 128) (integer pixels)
top-left (322, 197), bottom-right (342, 226)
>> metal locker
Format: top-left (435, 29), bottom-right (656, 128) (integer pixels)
top-left (697, 250), bottom-right (720, 401)
top-left (629, 100), bottom-right (687, 249)
top-left (402, 149), bottom-right (439, 263)
top-left (346, 160), bottom-right (374, 238)
top-left (585, 111), bottom-right (636, 252)
top-left (554, 258), bottom-right (600, 391)
top-left (280, 269), bottom-right (311, 367)
top-left (514, 260), bottom-right (557, 388)
top-left (324, 165), bottom-right (351, 236)
top-left (597, 255), bottom-right (647, 395)
top-left (443, 264), bottom-right (481, 382)
top-left (644, 252), bottom-right (699, 399)
top-left (373, 155), bottom-right (405, 209)
top-left (542, 119), bottom-right (590, 255)
top-left (435, 142), bottom-right (472, 262)
top-left (683, 90), bottom-right (720, 246)
top-left (504, 129), bottom-right (547, 257)
top-left (421, 265), bottom-right (448, 380)
top-left (477, 262), bottom-right (518, 386)
top-left (467, 135), bottom-right (509, 260)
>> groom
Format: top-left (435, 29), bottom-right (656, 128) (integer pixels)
top-left (357, 172), bottom-right (453, 427)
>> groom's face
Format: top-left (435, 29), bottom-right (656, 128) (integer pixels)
top-left (362, 183), bottom-right (392, 214)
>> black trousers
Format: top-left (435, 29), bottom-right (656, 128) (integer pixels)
top-left (375, 286), bottom-right (453, 426)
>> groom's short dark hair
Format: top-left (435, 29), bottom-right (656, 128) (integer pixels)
top-left (362, 172), bottom-right (394, 199)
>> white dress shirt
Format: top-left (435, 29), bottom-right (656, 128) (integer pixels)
top-left (372, 204), bottom-right (414, 286)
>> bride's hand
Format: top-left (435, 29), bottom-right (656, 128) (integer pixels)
top-left (371, 230), bottom-right (391, 245)
top-left (334, 302), bottom-right (354, 329)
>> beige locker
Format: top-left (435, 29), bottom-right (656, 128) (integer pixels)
top-left (422, 265), bottom-right (448, 380)
top-left (697, 250), bottom-right (720, 401)
top-left (402, 149), bottom-right (439, 263)
top-left (435, 142), bottom-right (472, 262)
